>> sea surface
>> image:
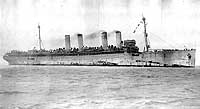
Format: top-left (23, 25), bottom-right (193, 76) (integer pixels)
top-left (0, 65), bottom-right (200, 109)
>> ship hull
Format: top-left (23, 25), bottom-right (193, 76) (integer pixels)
top-left (3, 49), bottom-right (196, 67)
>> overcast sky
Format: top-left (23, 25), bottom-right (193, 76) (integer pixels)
top-left (0, 0), bottom-right (200, 65)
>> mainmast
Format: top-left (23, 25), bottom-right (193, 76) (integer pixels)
top-left (142, 16), bottom-right (150, 52)
top-left (38, 24), bottom-right (42, 50)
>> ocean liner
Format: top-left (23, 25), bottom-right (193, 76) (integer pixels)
top-left (3, 17), bottom-right (196, 67)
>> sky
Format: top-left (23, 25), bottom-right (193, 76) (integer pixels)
top-left (0, 0), bottom-right (200, 65)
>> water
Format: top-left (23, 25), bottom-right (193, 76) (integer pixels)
top-left (0, 66), bottom-right (200, 109)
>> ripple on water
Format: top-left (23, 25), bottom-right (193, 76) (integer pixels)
top-left (0, 66), bottom-right (200, 108)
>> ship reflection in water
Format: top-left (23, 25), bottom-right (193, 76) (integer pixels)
top-left (0, 66), bottom-right (200, 108)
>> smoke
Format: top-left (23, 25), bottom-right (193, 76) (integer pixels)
top-left (84, 30), bottom-right (105, 39)
top-left (107, 30), bottom-right (118, 37)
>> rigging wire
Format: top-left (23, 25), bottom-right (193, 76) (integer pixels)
top-left (132, 17), bottom-right (184, 49)
top-left (148, 32), bottom-right (184, 49)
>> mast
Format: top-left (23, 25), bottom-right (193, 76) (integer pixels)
top-left (142, 16), bottom-right (150, 52)
top-left (38, 24), bottom-right (42, 50)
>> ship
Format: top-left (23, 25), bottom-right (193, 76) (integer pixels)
top-left (3, 17), bottom-right (196, 67)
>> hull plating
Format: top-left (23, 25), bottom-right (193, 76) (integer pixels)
top-left (3, 49), bottom-right (196, 67)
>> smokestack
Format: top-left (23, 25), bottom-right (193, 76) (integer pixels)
top-left (101, 32), bottom-right (108, 49)
top-left (116, 31), bottom-right (122, 48)
top-left (77, 34), bottom-right (84, 50)
top-left (65, 35), bottom-right (71, 51)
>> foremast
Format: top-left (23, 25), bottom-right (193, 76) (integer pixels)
top-left (133, 16), bottom-right (150, 52)
top-left (38, 24), bottom-right (42, 51)
top-left (142, 16), bottom-right (150, 52)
